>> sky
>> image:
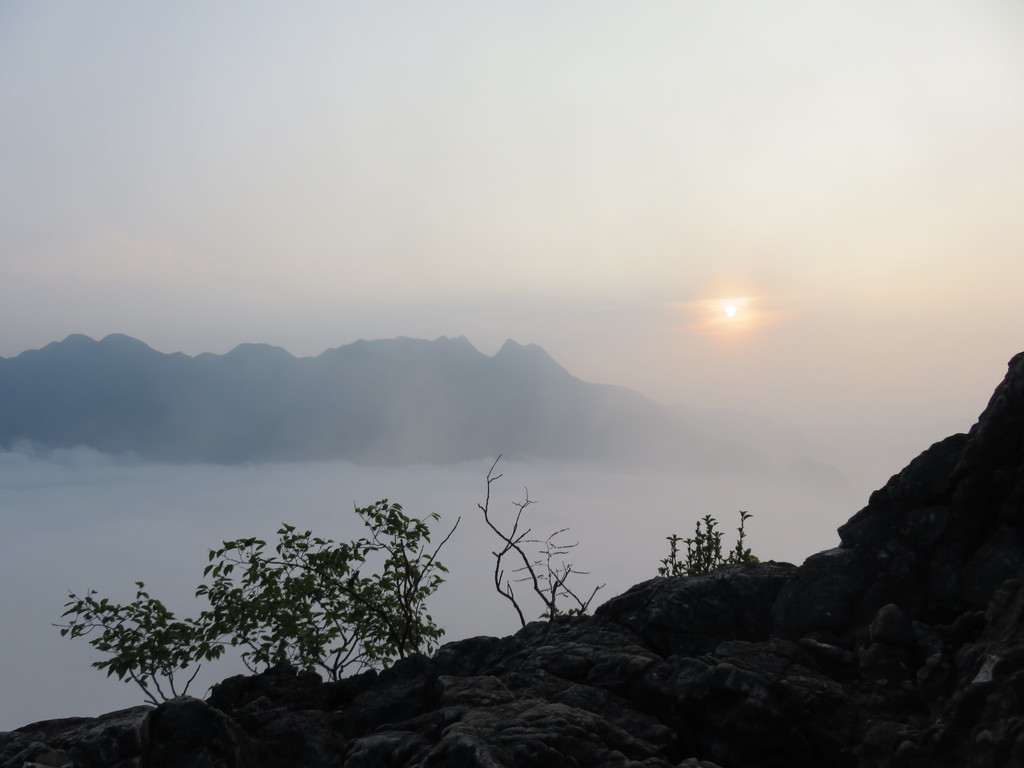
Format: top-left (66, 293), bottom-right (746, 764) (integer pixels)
top-left (3, 2), bottom-right (1024, 432)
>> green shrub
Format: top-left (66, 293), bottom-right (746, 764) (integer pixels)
top-left (59, 499), bottom-right (458, 702)
top-left (658, 510), bottom-right (758, 577)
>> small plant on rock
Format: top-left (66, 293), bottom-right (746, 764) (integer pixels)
top-left (658, 510), bottom-right (758, 577)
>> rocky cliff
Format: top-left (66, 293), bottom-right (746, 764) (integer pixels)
top-left (4, 353), bottom-right (1024, 768)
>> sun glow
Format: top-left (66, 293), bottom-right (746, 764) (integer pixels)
top-left (668, 294), bottom-right (796, 336)
top-left (668, 292), bottom-right (802, 337)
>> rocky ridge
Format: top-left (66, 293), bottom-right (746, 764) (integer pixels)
top-left (4, 352), bottom-right (1024, 767)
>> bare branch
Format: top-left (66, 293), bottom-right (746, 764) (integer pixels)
top-left (477, 456), bottom-right (602, 623)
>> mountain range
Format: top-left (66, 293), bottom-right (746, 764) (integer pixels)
top-left (0, 333), bottom-right (767, 469)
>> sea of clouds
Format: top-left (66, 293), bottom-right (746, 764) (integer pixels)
top-left (1, 446), bottom-right (891, 728)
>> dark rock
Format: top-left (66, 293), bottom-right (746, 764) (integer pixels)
top-left (772, 546), bottom-right (874, 644)
top-left (6, 351), bottom-right (1024, 766)
top-left (870, 604), bottom-right (915, 648)
top-left (893, 577), bottom-right (1024, 768)
top-left (207, 662), bottom-right (373, 718)
top-left (596, 561), bottom-right (797, 657)
top-left (142, 697), bottom-right (250, 768)
top-left (776, 352), bottom-right (1024, 647)
top-left (857, 604), bottom-right (919, 685)
top-left (2, 707), bottom-right (150, 768)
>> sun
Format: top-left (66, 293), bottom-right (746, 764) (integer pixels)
top-left (674, 295), bottom-right (758, 333)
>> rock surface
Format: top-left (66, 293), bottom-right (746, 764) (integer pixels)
top-left (4, 352), bottom-right (1024, 767)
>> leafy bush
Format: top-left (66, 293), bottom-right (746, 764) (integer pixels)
top-left (658, 510), bottom-right (758, 577)
top-left (58, 583), bottom-right (217, 705)
top-left (198, 500), bottom-right (457, 679)
top-left (59, 500), bottom-right (458, 701)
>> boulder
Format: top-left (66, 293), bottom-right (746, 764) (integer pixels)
top-left (1, 707), bottom-right (149, 768)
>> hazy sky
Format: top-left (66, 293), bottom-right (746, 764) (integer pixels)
top-left (3, 1), bottom-right (1024, 431)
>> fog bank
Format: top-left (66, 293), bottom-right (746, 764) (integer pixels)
top-left (1, 442), bottom-right (921, 728)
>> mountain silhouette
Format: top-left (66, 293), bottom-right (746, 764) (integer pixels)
top-left (0, 334), bottom-right (759, 468)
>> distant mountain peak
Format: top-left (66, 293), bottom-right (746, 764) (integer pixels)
top-left (493, 339), bottom-right (574, 380)
top-left (224, 343), bottom-right (295, 361)
top-left (98, 334), bottom-right (158, 353)
top-left (23, 334), bottom-right (157, 358)
top-left (496, 338), bottom-right (527, 352)
top-left (44, 334), bottom-right (99, 352)
top-left (495, 338), bottom-right (553, 360)
top-left (61, 333), bottom-right (97, 345)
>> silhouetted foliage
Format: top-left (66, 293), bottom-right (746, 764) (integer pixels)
top-left (58, 583), bottom-right (214, 705)
top-left (658, 510), bottom-right (758, 577)
top-left (59, 500), bottom-right (458, 702)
